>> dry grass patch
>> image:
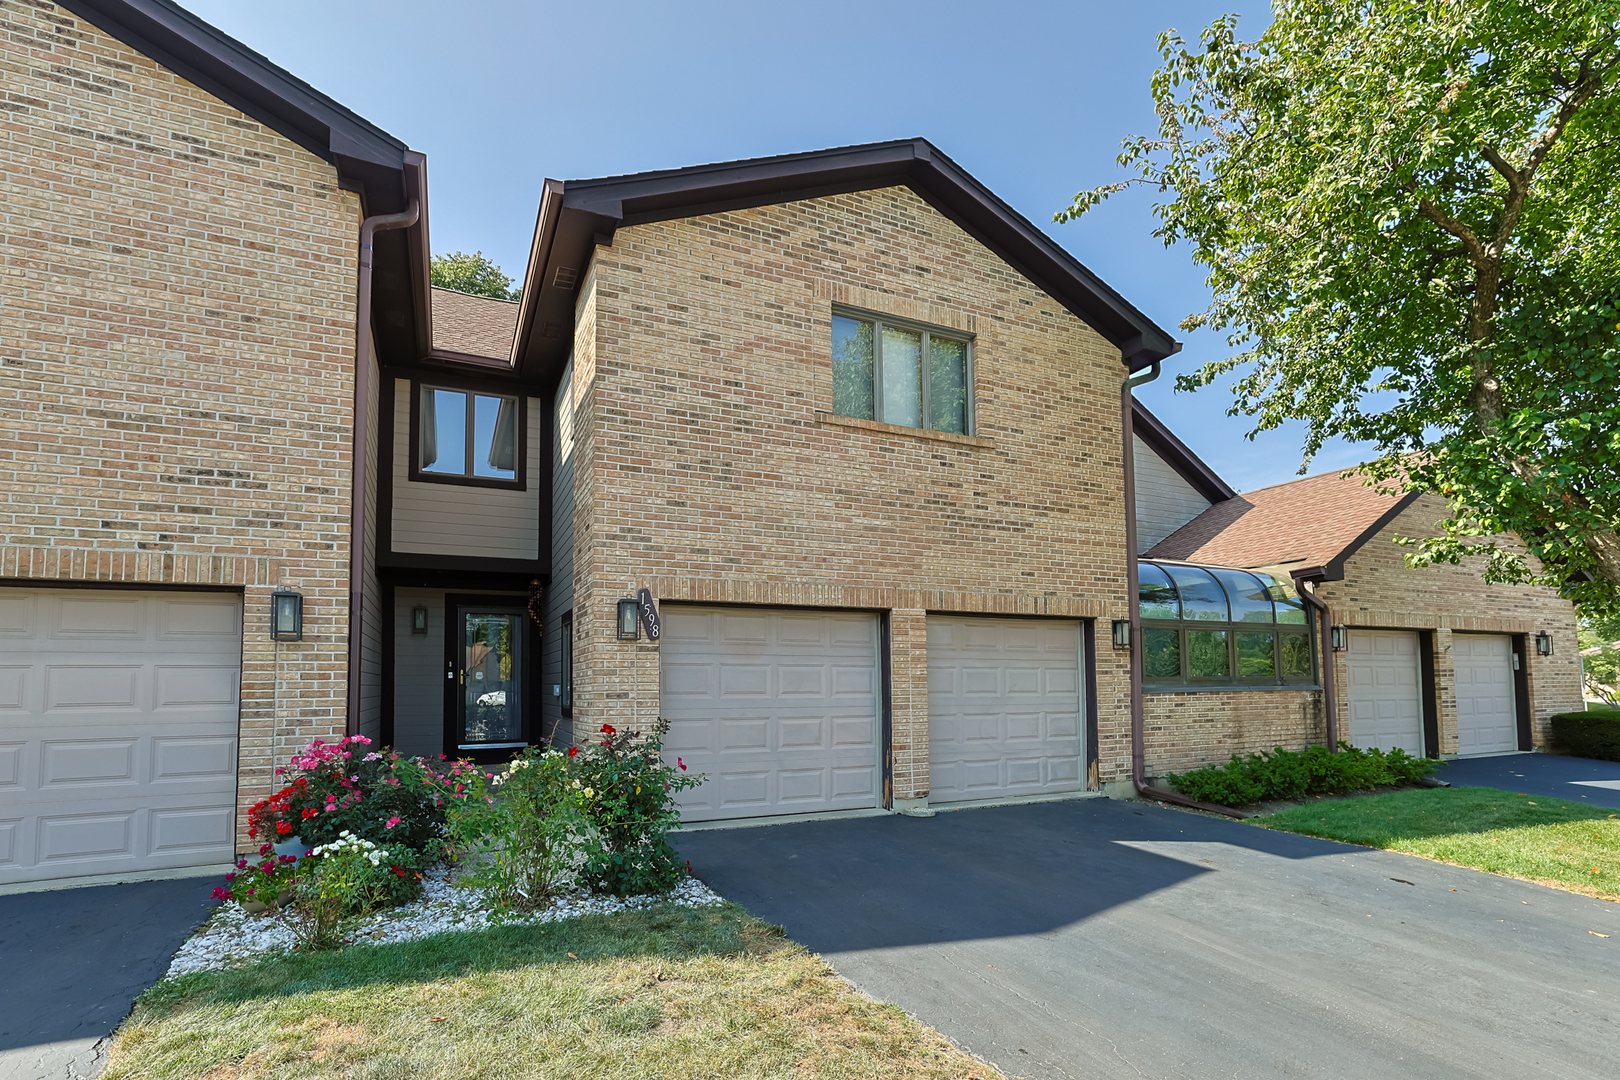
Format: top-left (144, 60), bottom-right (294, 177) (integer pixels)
top-left (106, 904), bottom-right (1003, 1080)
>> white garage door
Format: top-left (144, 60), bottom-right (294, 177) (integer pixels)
top-left (0, 588), bottom-right (242, 887)
top-left (1454, 634), bottom-right (1519, 756)
top-left (1346, 629), bottom-right (1423, 755)
top-left (660, 606), bottom-right (879, 822)
top-left (928, 616), bottom-right (1083, 804)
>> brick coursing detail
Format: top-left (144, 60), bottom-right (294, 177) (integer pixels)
top-left (0, 0), bottom-right (361, 846)
top-left (562, 186), bottom-right (1137, 798)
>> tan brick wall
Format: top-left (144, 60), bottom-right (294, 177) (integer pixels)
top-left (564, 186), bottom-right (1137, 798)
top-left (1319, 493), bottom-right (1583, 751)
top-left (1142, 690), bottom-right (1324, 778)
top-left (0, 1), bottom-right (361, 841)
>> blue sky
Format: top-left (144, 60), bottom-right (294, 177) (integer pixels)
top-left (184, 0), bottom-right (1362, 493)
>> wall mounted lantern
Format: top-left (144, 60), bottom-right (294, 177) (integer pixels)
top-left (1330, 625), bottom-right (1348, 652)
top-left (1111, 619), bottom-right (1132, 649)
top-left (1535, 630), bottom-right (1554, 657)
top-left (411, 606), bottom-right (429, 635)
top-left (616, 598), bottom-right (641, 641)
top-left (270, 589), bottom-right (303, 641)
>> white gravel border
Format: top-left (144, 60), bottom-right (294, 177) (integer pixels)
top-left (166, 864), bottom-right (725, 978)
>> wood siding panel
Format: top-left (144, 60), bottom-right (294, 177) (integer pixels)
top-left (1134, 434), bottom-right (1212, 554)
top-left (389, 380), bottom-right (541, 560)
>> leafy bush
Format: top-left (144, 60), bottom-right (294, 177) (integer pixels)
top-left (448, 747), bottom-right (587, 911)
top-left (570, 721), bottom-right (704, 897)
top-left (213, 843), bottom-right (300, 910)
top-left (1549, 711), bottom-right (1620, 762)
top-left (1167, 743), bottom-right (1438, 807)
top-left (247, 735), bottom-right (484, 853)
top-left (282, 832), bottom-right (422, 950)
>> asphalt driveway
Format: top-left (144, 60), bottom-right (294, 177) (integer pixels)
top-left (1437, 751), bottom-right (1620, 808)
top-left (0, 878), bottom-right (215, 1080)
top-left (676, 799), bottom-right (1620, 1080)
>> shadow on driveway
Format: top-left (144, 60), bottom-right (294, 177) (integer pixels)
top-left (676, 797), bottom-right (1620, 1080)
top-left (0, 877), bottom-right (215, 1078)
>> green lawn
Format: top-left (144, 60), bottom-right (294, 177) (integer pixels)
top-left (1254, 787), bottom-right (1620, 900)
top-left (107, 905), bottom-right (1003, 1080)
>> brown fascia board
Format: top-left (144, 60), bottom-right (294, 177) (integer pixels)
top-left (512, 139), bottom-right (1181, 384)
top-left (1131, 400), bottom-right (1237, 504)
top-left (58, 0), bottom-right (411, 213)
top-left (1321, 490), bottom-right (1424, 581)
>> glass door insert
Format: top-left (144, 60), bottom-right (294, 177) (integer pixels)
top-left (460, 610), bottom-right (524, 749)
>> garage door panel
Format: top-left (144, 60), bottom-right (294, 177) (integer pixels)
top-left (0, 819), bottom-right (16, 864)
top-left (663, 606), bottom-right (879, 822)
top-left (1346, 630), bottom-right (1423, 754)
top-left (0, 668), bottom-right (25, 709)
top-left (1, 588), bottom-right (241, 885)
top-left (46, 666), bottom-right (141, 710)
top-left (0, 594), bottom-right (32, 633)
top-left (929, 616), bottom-right (1083, 805)
top-left (662, 663), bottom-right (714, 698)
top-left (1454, 634), bottom-right (1518, 755)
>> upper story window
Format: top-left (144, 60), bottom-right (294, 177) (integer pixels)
top-left (415, 384), bottom-right (522, 487)
top-left (831, 308), bottom-right (971, 435)
top-left (1138, 560), bottom-right (1315, 689)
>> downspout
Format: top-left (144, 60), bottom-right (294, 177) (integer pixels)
top-left (1121, 363), bottom-right (1247, 818)
top-left (347, 198), bottom-right (421, 735)
top-left (1290, 569), bottom-right (1339, 751)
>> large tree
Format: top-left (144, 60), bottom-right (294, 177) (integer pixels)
top-left (430, 250), bottom-right (519, 301)
top-left (1061, 0), bottom-right (1620, 611)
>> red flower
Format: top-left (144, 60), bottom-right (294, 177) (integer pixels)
top-left (566, 746), bottom-right (579, 757)
top-left (301, 807), bottom-right (317, 820)
top-left (601, 724), bottom-right (616, 735)
top-left (275, 820), bottom-right (292, 834)
top-left (390, 864), bottom-right (406, 877)
top-left (677, 757), bottom-right (687, 771)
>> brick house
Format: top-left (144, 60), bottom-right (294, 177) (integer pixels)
top-left (1135, 422), bottom-right (1583, 776)
top-left (1, 0), bottom-right (1583, 889)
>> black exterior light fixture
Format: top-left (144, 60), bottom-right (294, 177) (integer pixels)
top-left (1330, 625), bottom-right (1348, 652)
top-left (1535, 630), bottom-right (1554, 657)
top-left (411, 606), bottom-right (429, 635)
top-left (270, 589), bottom-right (303, 641)
top-left (1111, 619), bottom-right (1132, 649)
top-left (616, 598), bottom-right (641, 641)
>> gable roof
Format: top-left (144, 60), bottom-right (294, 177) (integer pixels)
top-left (1146, 468), bottom-right (1421, 580)
top-left (509, 140), bottom-right (1181, 383)
top-left (429, 288), bottom-right (519, 361)
top-left (1132, 400), bottom-right (1236, 504)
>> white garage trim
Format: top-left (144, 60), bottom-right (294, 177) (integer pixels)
top-left (1452, 633), bottom-right (1520, 757)
top-left (660, 605), bottom-right (881, 823)
top-left (0, 587), bottom-right (242, 888)
top-left (927, 615), bottom-right (1085, 805)
top-left (1345, 629), bottom-right (1424, 755)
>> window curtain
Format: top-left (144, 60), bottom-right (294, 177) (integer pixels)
top-left (488, 398), bottom-right (517, 472)
top-left (420, 388), bottom-right (438, 468)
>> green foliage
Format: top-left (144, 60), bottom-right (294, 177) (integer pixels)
top-left (1167, 743), bottom-right (1439, 807)
top-left (1549, 709), bottom-right (1620, 760)
top-left (283, 832), bottom-right (422, 950)
top-left (215, 843), bottom-right (299, 908)
top-left (1061, 1), bottom-right (1620, 610)
top-left (1580, 607), bottom-right (1620, 705)
top-left (448, 747), bottom-right (588, 911)
top-left (570, 721), bottom-right (705, 897)
top-left (429, 250), bottom-right (519, 300)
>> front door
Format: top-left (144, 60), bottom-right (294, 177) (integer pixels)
top-left (447, 602), bottom-right (528, 759)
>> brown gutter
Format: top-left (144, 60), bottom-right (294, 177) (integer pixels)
top-left (347, 198), bottom-right (420, 735)
top-left (1121, 367), bottom-right (1248, 819)
top-left (1291, 567), bottom-right (1339, 751)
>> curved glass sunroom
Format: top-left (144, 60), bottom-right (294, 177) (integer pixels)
top-left (1138, 561), bottom-right (1316, 689)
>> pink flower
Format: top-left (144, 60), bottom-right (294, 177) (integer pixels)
top-left (324, 804), bottom-right (335, 812)
top-left (211, 886), bottom-right (232, 901)
top-left (224, 871), bottom-right (236, 881)
top-left (385, 816), bottom-right (402, 829)
top-left (677, 757), bottom-right (687, 771)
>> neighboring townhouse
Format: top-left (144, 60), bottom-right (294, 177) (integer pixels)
top-left (0, 0), bottom-right (433, 887)
top-left (1135, 435), bottom-right (1584, 774)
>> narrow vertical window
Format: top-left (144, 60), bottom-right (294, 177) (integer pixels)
top-left (880, 326), bottom-right (922, 428)
top-left (559, 611), bottom-right (573, 714)
top-left (831, 316), bottom-right (874, 421)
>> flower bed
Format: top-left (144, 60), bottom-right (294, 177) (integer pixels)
top-left (170, 863), bottom-right (725, 978)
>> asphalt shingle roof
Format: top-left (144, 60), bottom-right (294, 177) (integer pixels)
top-left (431, 287), bottom-right (517, 360)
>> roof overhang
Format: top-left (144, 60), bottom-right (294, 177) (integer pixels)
top-left (511, 139), bottom-right (1181, 384)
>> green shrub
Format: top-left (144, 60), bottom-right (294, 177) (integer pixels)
top-left (1167, 743), bottom-right (1438, 807)
top-left (282, 832), bottom-right (422, 950)
top-left (1549, 711), bottom-right (1620, 761)
top-left (447, 747), bottom-right (588, 911)
top-left (570, 720), bottom-right (704, 897)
